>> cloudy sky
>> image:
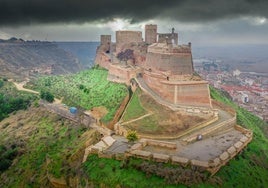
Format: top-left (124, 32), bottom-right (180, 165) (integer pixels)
top-left (0, 0), bottom-right (267, 46)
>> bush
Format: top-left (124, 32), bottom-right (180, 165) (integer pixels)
top-left (126, 130), bottom-right (138, 142)
top-left (40, 90), bottom-right (54, 103)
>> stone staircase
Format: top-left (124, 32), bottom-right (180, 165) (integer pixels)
top-left (82, 136), bottom-right (116, 162)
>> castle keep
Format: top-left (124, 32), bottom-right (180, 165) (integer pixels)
top-left (96, 24), bottom-right (211, 108)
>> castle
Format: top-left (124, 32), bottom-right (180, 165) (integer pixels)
top-left (95, 24), bottom-right (211, 108)
top-left (90, 24), bottom-right (253, 174)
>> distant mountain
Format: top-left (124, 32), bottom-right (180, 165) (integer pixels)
top-left (0, 39), bottom-right (84, 80)
top-left (56, 42), bottom-right (99, 68)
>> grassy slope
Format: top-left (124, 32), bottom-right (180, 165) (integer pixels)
top-left (0, 106), bottom-right (99, 187)
top-left (122, 88), bottom-right (147, 121)
top-left (209, 87), bottom-right (268, 188)
top-left (0, 79), bottom-right (38, 120)
top-left (27, 67), bottom-right (128, 123)
top-left (83, 87), bottom-right (268, 187)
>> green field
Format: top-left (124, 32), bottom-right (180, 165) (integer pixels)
top-left (27, 67), bottom-right (128, 123)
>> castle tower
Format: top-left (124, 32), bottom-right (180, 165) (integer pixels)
top-left (145, 24), bottom-right (157, 44)
top-left (100, 35), bottom-right (111, 46)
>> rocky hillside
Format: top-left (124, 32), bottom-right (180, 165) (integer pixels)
top-left (56, 42), bottom-right (99, 68)
top-left (0, 38), bottom-right (83, 80)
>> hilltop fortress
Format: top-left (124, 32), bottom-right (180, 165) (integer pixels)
top-left (95, 24), bottom-right (211, 108)
top-left (91, 25), bottom-right (252, 174)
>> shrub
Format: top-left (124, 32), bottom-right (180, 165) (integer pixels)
top-left (40, 90), bottom-right (54, 103)
top-left (126, 130), bottom-right (138, 142)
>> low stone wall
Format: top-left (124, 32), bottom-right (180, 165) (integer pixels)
top-left (40, 101), bottom-right (80, 123)
top-left (106, 93), bottom-right (130, 129)
top-left (114, 113), bottom-right (219, 140)
top-left (138, 139), bottom-right (177, 149)
top-left (183, 115), bottom-right (237, 143)
top-left (206, 127), bottom-right (253, 175)
top-left (40, 101), bottom-right (96, 129)
top-left (126, 130), bottom-right (253, 174)
top-left (212, 100), bottom-right (236, 115)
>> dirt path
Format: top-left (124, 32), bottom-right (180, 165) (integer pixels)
top-left (120, 112), bottom-right (154, 125)
top-left (11, 80), bottom-right (62, 104)
top-left (12, 81), bottom-right (39, 94)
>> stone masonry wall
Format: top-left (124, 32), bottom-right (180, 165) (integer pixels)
top-left (107, 64), bottom-right (137, 84)
top-left (158, 33), bottom-right (178, 45)
top-left (145, 24), bottom-right (157, 44)
top-left (95, 51), bottom-right (111, 70)
top-left (146, 52), bottom-right (193, 75)
top-left (143, 72), bottom-right (211, 107)
top-left (116, 31), bottom-right (143, 52)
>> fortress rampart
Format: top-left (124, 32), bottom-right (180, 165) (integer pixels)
top-left (143, 71), bottom-right (211, 108)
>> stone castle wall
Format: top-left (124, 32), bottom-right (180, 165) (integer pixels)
top-left (146, 52), bottom-right (193, 75)
top-left (158, 33), bottom-right (178, 45)
top-left (101, 35), bottom-right (111, 46)
top-left (143, 71), bottom-right (211, 107)
top-left (116, 31), bottom-right (143, 52)
top-left (95, 51), bottom-right (111, 70)
top-left (107, 64), bottom-right (137, 84)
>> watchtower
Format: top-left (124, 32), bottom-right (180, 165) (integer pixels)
top-left (145, 24), bottom-right (157, 44)
top-left (100, 35), bottom-right (111, 46)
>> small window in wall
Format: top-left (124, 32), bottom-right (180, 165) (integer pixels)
top-left (167, 76), bottom-right (169, 81)
top-left (149, 68), bottom-right (152, 72)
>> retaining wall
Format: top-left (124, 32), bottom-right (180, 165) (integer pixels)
top-left (114, 113), bottom-right (218, 140)
top-left (126, 130), bottom-right (252, 174)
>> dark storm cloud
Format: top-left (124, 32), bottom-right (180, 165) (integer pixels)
top-left (0, 0), bottom-right (267, 25)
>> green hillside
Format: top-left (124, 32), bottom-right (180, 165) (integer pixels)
top-left (27, 67), bottom-right (128, 123)
top-left (0, 73), bottom-right (267, 187)
top-left (0, 78), bottom-right (37, 121)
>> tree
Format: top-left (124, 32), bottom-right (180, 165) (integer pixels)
top-left (40, 90), bottom-right (54, 103)
top-left (117, 49), bottom-right (134, 64)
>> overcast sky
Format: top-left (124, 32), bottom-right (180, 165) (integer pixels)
top-left (0, 0), bottom-right (268, 46)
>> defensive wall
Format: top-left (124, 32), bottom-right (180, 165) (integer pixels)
top-left (146, 43), bottom-right (193, 75)
top-left (107, 64), bottom-right (137, 84)
top-left (126, 128), bottom-right (252, 175)
top-left (100, 35), bottom-right (111, 46)
top-left (39, 100), bottom-right (94, 127)
top-left (143, 71), bottom-right (211, 108)
top-left (158, 32), bottom-right (178, 45)
top-left (87, 125), bottom-right (252, 175)
top-left (95, 51), bottom-right (111, 70)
